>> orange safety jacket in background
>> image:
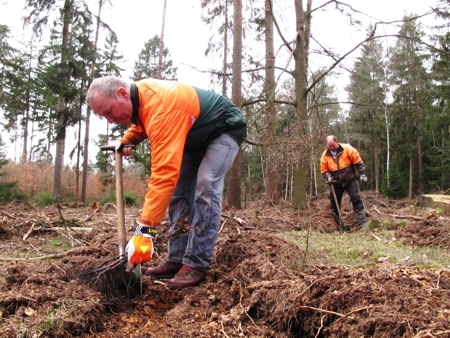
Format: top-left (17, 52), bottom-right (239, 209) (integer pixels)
top-left (320, 143), bottom-right (365, 187)
top-left (120, 78), bottom-right (246, 226)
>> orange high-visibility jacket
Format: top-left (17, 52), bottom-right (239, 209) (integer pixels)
top-left (120, 78), bottom-right (246, 226)
top-left (320, 143), bottom-right (365, 186)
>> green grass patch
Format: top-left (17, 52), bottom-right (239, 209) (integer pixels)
top-left (279, 229), bottom-right (450, 270)
top-left (46, 237), bottom-right (73, 251)
top-left (30, 192), bottom-right (54, 206)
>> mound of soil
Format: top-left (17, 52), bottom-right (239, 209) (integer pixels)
top-left (1, 192), bottom-right (450, 337)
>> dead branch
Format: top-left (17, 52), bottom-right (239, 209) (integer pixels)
top-left (1, 210), bottom-right (15, 219)
top-left (84, 206), bottom-right (100, 222)
top-left (371, 234), bottom-right (381, 241)
top-left (56, 204), bottom-right (66, 222)
top-left (221, 214), bottom-right (245, 225)
top-left (247, 279), bottom-right (299, 291)
top-left (334, 305), bottom-right (384, 324)
top-left (50, 262), bottom-right (67, 275)
top-left (0, 246), bottom-right (91, 261)
top-left (218, 219), bottom-right (227, 234)
top-left (373, 205), bottom-right (424, 221)
top-left (297, 305), bottom-right (345, 317)
top-left (23, 222), bottom-right (36, 241)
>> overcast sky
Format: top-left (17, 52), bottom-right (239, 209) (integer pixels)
top-left (0, 0), bottom-right (438, 89)
top-left (0, 0), bottom-right (439, 163)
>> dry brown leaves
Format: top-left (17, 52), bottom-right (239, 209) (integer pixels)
top-left (0, 192), bottom-right (450, 337)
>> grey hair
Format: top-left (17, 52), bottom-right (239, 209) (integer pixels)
top-left (86, 76), bottom-right (131, 105)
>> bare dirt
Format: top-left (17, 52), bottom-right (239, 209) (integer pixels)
top-left (1, 191), bottom-right (450, 337)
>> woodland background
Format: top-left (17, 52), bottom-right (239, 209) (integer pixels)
top-left (1, 0), bottom-right (450, 209)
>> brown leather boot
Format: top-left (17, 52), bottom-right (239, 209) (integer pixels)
top-left (144, 261), bottom-right (182, 279)
top-left (167, 265), bottom-right (206, 289)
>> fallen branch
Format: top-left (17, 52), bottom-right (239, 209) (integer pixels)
top-left (371, 233), bottom-right (381, 241)
top-left (1, 210), bottom-right (15, 219)
top-left (0, 246), bottom-right (91, 261)
top-left (334, 305), bottom-right (384, 324)
top-left (56, 204), bottom-right (66, 222)
top-left (54, 227), bottom-right (92, 232)
top-left (298, 305), bottom-right (345, 317)
top-left (221, 214), bottom-right (245, 225)
top-left (23, 222), bottom-right (36, 241)
top-left (373, 206), bottom-right (424, 221)
top-left (84, 206), bottom-right (100, 222)
top-left (218, 219), bottom-right (227, 234)
top-left (247, 279), bottom-right (299, 291)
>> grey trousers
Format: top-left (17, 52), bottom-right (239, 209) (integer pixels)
top-left (166, 133), bottom-right (239, 271)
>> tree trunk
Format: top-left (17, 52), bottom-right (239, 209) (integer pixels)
top-left (21, 55), bottom-right (32, 163)
top-left (75, 114), bottom-right (82, 207)
top-left (384, 96), bottom-right (390, 189)
top-left (375, 140), bottom-right (380, 193)
top-left (157, 0), bottom-right (167, 79)
top-left (81, 0), bottom-right (104, 204)
top-left (291, 0), bottom-right (310, 210)
top-left (417, 134), bottom-right (423, 195)
top-left (222, 1), bottom-right (228, 95)
top-left (264, 0), bottom-right (279, 204)
top-left (226, 0), bottom-right (242, 208)
top-left (52, 0), bottom-right (73, 202)
top-left (409, 157), bottom-right (413, 199)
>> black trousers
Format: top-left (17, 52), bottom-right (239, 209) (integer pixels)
top-left (329, 179), bottom-right (364, 215)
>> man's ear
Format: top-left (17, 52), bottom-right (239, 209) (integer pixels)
top-left (117, 87), bottom-right (129, 99)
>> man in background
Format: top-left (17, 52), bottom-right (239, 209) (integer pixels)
top-left (320, 135), bottom-right (368, 229)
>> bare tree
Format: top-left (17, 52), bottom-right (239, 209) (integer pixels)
top-left (81, 0), bottom-right (106, 204)
top-left (264, 0), bottom-right (279, 204)
top-left (226, 0), bottom-right (243, 208)
top-left (290, 0), bottom-right (312, 210)
top-left (157, 0), bottom-right (167, 79)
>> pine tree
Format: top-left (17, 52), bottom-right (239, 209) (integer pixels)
top-left (388, 16), bottom-right (430, 198)
top-left (346, 31), bottom-right (386, 192)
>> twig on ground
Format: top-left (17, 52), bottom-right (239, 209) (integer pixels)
top-left (23, 222), bottom-right (36, 241)
top-left (218, 220), bottom-right (227, 234)
top-left (0, 246), bottom-right (91, 261)
top-left (1, 210), bottom-right (15, 219)
top-left (220, 321), bottom-right (230, 338)
top-left (56, 204), bottom-right (66, 222)
top-left (373, 205), bottom-right (424, 221)
top-left (334, 305), bottom-right (383, 324)
top-left (84, 206), bottom-right (100, 222)
top-left (315, 315), bottom-right (326, 338)
top-left (50, 262), bottom-right (67, 275)
top-left (298, 305), bottom-right (345, 317)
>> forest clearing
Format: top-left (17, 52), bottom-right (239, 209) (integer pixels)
top-left (1, 190), bottom-right (450, 337)
top-left (1, 1), bottom-right (450, 337)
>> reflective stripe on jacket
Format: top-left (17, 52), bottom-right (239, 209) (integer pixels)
top-left (320, 143), bottom-right (365, 187)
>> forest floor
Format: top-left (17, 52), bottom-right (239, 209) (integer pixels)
top-left (1, 191), bottom-right (450, 338)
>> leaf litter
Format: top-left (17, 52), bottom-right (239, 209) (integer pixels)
top-left (0, 192), bottom-right (450, 337)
